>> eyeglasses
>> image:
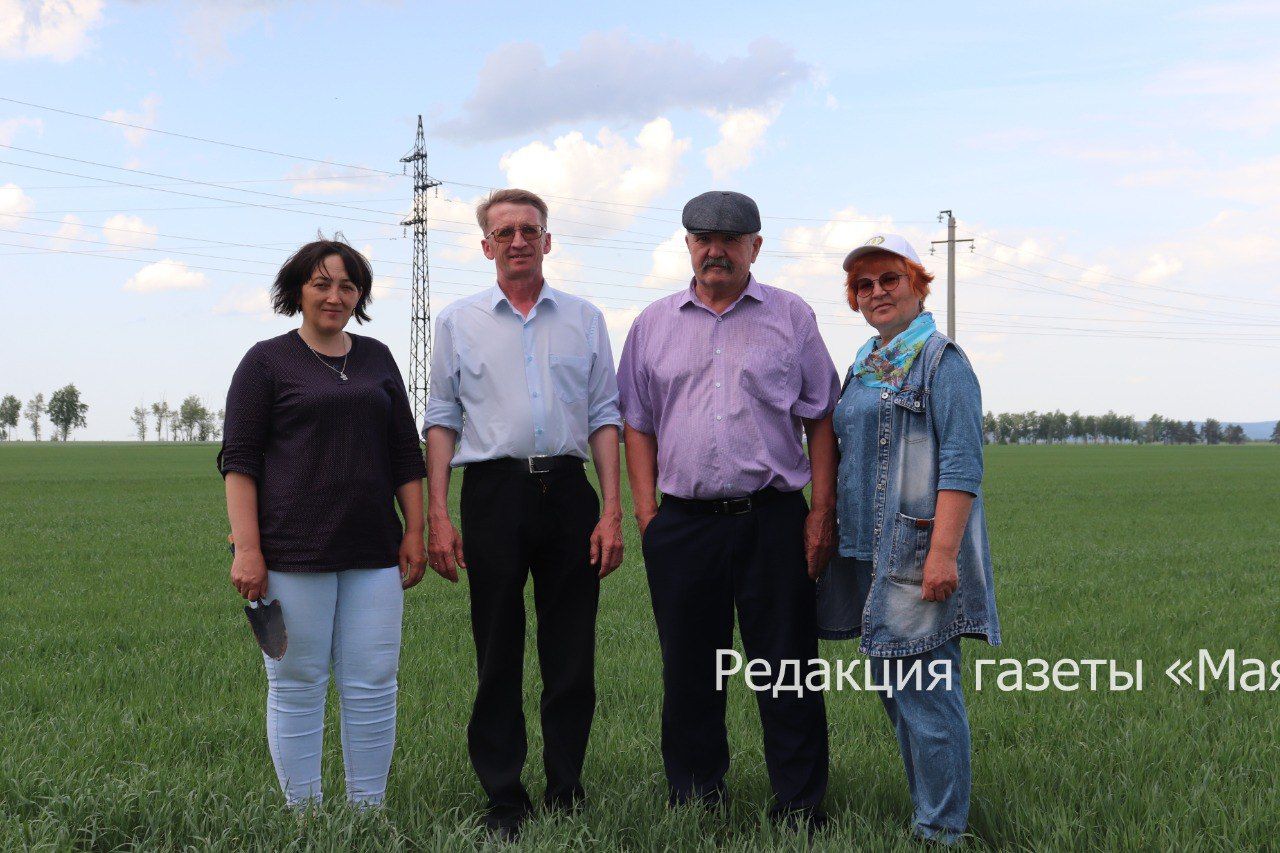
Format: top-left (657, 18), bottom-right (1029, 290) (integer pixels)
top-left (486, 224), bottom-right (546, 244)
top-left (853, 271), bottom-right (908, 298)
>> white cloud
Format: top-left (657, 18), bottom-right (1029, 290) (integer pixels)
top-left (101, 95), bottom-right (160, 147)
top-left (1135, 253), bottom-right (1184, 284)
top-left (441, 32), bottom-right (808, 142)
top-left (1122, 154), bottom-right (1280, 205)
top-left (288, 164), bottom-right (388, 196)
top-left (0, 0), bottom-right (104, 61)
top-left (214, 285), bottom-right (272, 318)
top-left (704, 107), bottom-right (778, 181)
top-left (640, 228), bottom-right (692, 290)
top-left (0, 116), bottom-right (42, 144)
top-left (0, 182), bottom-right (34, 226)
top-left (54, 214), bottom-right (82, 240)
top-left (124, 260), bottom-right (207, 293)
top-left (500, 118), bottom-right (690, 233)
top-left (102, 214), bottom-right (159, 248)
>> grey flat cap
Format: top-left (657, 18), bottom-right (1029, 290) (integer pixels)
top-left (682, 190), bottom-right (761, 235)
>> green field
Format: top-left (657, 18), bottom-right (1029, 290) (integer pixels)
top-left (1, 443), bottom-right (1278, 851)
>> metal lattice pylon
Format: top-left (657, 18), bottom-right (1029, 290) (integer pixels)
top-left (400, 115), bottom-right (441, 425)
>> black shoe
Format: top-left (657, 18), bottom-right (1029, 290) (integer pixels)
top-left (481, 805), bottom-right (529, 842)
top-left (772, 807), bottom-right (829, 837)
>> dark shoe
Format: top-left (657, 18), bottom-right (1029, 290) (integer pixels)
top-left (772, 807), bottom-right (829, 837)
top-left (481, 805), bottom-right (528, 842)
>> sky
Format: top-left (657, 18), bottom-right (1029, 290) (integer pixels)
top-left (2, 0), bottom-right (1278, 440)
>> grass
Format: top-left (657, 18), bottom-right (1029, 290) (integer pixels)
top-left (1, 442), bottom-right (1278, 851)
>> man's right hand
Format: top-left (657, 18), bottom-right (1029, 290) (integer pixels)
top-left (635, 505), bottom-right (659, 539)
top-left (427, 516), bottom-right (466, 583)
top-left (230, 548), bottom-right (268, 600)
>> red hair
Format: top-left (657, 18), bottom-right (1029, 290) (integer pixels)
top-left (844, 250), bottom-right (934, 311)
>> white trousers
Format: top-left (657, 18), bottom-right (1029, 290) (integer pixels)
top-left (262, 567), bottom-right (403, 806)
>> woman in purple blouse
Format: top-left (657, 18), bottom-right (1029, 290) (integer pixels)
top-left (218, 240), bottom-right (428, 807)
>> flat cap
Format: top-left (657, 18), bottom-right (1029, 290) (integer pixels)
top-left (681, 190), bottom-right (761, 235)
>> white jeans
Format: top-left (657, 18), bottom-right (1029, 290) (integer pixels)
top-left (262, 567), bottom-right (403, 806)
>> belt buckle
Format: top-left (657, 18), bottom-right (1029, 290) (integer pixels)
top-left (527, 455), bottom-right (553, 475)
top-left (722, 496), bottom-right (753, 515)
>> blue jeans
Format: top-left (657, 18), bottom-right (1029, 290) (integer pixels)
top-left (822, 557), bottom-right (971, 842)
top-left (262, 567), bottom-right (403, 806)
top-left (868, 638), bottom-right (970, 844)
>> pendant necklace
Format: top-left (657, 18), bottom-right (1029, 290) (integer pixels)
top-left (303, 333), bottom-right (350, 381)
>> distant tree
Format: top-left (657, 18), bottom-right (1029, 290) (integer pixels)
top-left (1202, 418), bottom-right (1221, 445)
top-left (177, 395), bottom-right (221, 441)
top-left (983, 411), bottom-right (997, 445)
top-left (25, 392), bottom-right (45, 440)
top-left (47, 384), bottom-right (88, 442)
top-left (1068, 411), bottom-right (1084, 444)
top-left (1271, 422), bottom-right (1280, 444)
top-left (1083, 414), bottom-right (1097, 444)
top-left (1223, 424), bottom-right (1247, 445)
top-left (131, 406), bottom-right (148, 441)
top-left (0, 395), bottom-right (19, 440)
top-left (151, 401), bottom-right (171, 442)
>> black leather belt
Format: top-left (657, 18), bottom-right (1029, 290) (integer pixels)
top-left (661, 487), bottom-right (785, 516)
top-left (467, 454), bottom-right (584, 475)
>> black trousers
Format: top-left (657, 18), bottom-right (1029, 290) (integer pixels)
top-left (641, 488), bottom-right (829, 814)
top-left (460, 462), bottom-right (601, 821)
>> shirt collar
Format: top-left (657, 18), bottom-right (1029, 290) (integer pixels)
top-left (488, 280), bottom-right (559, 314)
top-left (677, 274), bottom-right (765, 313)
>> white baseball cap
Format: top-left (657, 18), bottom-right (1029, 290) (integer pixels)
top-left (842, 233), bottom-right (921, 271)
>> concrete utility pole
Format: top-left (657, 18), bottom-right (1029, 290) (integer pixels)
top-left (400, 116), bottom-right (441, 425)
top-left (931, 210), bottom-right (973, 341)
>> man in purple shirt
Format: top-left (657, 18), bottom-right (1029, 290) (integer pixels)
top-left (617, 190), bottom-right (840, 828)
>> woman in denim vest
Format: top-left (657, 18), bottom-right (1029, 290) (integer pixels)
top-left (817, 233), bottom-right (1000, 845)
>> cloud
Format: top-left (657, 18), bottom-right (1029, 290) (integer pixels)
top-left (101, 95), bottom-right (160, 147)
top-left (0, 182), bottom-right (34, 226)
top-left (287, 164), bottom-right (389, 196)
top-left (0, 116), bottom-right (43, 144)
top-left (640, 228), bottom-right (692, 290)
top-left (214, 285), bottom-right (272, 317)
top-left (176, 0), bottom-right (302, 67)
top-left (704, 107), bottom-right (779, 181)
top-left (55, 214), bottom-right (82, 240)
top-left (102, 214), bottom-right (159, 247)
top-left (1122, 154), bottom-right (1280, 205)
top-left (0, 0), bottom-right (104, 61)
top-left (123, 260), bottom-right (207, 293)
top-left (499, 118), bottom-right (690, 233)
top-left (1135, 253), bottom-right (1184, 284)
top-left (441, 32), bottom-right (809, 142)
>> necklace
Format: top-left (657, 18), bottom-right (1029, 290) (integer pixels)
top-left (302, 332), bottom-right (350, 381)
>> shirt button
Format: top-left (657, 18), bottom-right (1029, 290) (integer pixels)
top-left (714, 381), bottom-right (722, 388)
top-left (880, 437), bottom-right (888, 445)
top-left (881, 391), bottom-right (890, 400)
top-left (531, 391), bottom-right (539, 398)
top-left (535, 428), bottom-right (543, 435)
top-left (714, 348), bottom-right (722, 354)
top-left (715, 414), bottom-right (723, 421)
top-left (526, 355), bottom-right (533, 363)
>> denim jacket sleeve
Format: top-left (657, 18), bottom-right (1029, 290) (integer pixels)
top-left (929, 347), bottom-right (983, 496)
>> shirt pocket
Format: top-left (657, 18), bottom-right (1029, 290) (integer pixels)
top-left (738, 344), bottom-right (795, 409)
top-left (549, 353), bottom-right (590, 404)
top-left (886, 511), bottom-right (933, 583)
top-left (892, 390), bottom-right (929, 444)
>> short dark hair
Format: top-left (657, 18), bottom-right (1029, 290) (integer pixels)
top-left (476, 188), bottom-right (549, 232)
top-left (271, 239), bottom-right (374, 324)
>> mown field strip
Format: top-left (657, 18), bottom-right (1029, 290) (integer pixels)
top-left (1, 443), bottom-right (1278, 850)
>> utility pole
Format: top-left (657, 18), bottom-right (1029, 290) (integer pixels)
top-left (930, 210), bottom-right (973, 341)
top-left (400, 116), bottom-right (441, 425)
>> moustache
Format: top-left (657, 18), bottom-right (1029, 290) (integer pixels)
top-left (701, 258), bottom-right (732, 272)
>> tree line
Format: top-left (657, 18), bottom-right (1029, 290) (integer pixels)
top-left (0, 390), bottom-right (223, 442)
top-left (982, 410), bottom-right (1272, 445)
top-left (130, 398), bottom-right (224, 442)
top-left (0, 386), bottom-right (88, 442)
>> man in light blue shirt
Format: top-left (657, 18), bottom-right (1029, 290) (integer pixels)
top-left (422, 188), bottom-right (623, 840)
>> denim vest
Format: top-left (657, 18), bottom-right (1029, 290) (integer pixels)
top-left (818, 332), bottom-right (1001, 657)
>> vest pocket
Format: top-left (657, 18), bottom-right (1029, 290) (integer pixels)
top-left (886, 511), bottom-right (933, 583)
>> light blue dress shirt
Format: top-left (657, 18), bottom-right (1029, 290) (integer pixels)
top-left (422, 283), bottom-right (623, 466)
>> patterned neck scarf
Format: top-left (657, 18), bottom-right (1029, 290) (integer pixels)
top-left (853, 311), bottom-right (936, 390)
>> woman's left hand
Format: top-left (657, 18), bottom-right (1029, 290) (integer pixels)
top-left (399, 529), bottom-right (427, 589)
top-left (921, 551), bottom-right (959, 602)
